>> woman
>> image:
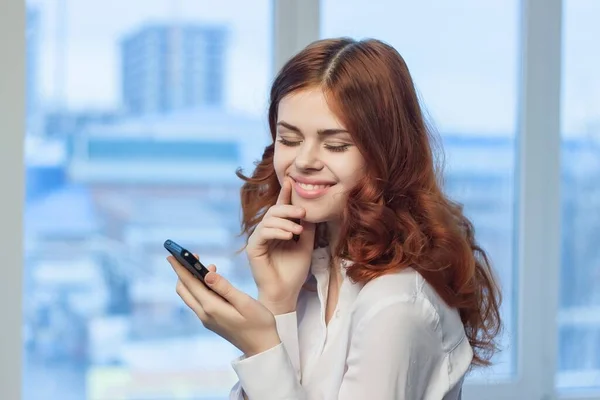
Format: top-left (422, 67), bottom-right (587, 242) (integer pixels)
top-left (168, 37), bottom-right (502, 399)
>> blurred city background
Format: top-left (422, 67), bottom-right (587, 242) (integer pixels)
top-left (21, 0), bottom-right (599, 399)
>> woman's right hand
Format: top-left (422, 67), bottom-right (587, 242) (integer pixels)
top-left (246, 177), bottom-right (317, 315)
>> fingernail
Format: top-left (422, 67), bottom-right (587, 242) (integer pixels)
top-left (205, 273), bottom-right (216, 284)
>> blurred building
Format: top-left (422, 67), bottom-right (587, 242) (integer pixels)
top-left (558, 138), bottom-right (600, 379)
top-left (121, 24), bottom-right (228, 115)
top-left (23, 107), bottom-right (268, 366)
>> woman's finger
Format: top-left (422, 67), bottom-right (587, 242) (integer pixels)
top-left (204, 272), bottom-right (254, 314)
top-left (261, 216), bottom-right (303, 234)
top-left (176, 279), bottom-right (207, 321)
top-left (169, 256), bottom-right (221, 307)
top-left (265, 204), bottom-right (305, 219)
top-left (276, 178), bottom-right (293, 205)
top-left (256, 227), bottom-right (295, 242)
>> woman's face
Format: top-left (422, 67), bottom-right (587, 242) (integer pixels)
top-left (274, 88), bottom-right (366, 223)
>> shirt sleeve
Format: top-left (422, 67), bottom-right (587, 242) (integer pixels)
top-left (338, 298), bottom-right (447, 400)
top-left (228, 380), bottom-right (244, 400)
top-left (229, 311), bottom-right (303, 399)
top-left (273, 311), bottom-right (302, 381)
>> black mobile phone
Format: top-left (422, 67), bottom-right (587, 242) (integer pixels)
top-left (164, 239), bottom-right (211, 284)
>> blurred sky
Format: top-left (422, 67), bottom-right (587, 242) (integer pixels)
top-left (27, 0), bottom-right (600, 137)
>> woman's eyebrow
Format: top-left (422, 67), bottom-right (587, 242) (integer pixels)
top-left (277, 120), bottom-right (349, 137)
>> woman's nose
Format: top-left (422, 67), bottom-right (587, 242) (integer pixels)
top-left (294, 142), bottom-right (324, 171)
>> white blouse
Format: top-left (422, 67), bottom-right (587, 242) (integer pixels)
top-left (228, 247), bottom-right (474, 400)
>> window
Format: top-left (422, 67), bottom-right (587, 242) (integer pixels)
top-left (8, 1), bottom-right (596, 399)
top-left (23, 1), bottom-right (272, 399)
top-left (558, 0), bottom-right (600, 392)
top-left (321, 0), bottom-right (520, 382)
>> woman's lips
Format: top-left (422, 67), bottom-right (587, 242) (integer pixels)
top-left (293, 180), bottom-right (334, 199)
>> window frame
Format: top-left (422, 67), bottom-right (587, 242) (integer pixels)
top-left (0, 1), bottom-right (25, 399)
top-left (467, 0), bottom-right (564, 398)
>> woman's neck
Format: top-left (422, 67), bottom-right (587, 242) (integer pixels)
top-left (324, 221), bottom-right (344, 312)
top-left (325, 220), bottom-right (341, 255)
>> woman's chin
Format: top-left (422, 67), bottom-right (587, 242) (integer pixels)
top-left (302, 217), bottom-right (325, 225)
top-left (301, 210), bottom-right (337, 225)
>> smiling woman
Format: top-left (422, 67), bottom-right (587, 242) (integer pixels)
top-left (190, 37), bottom-right (506, 399)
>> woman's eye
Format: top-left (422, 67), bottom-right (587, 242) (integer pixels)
top-left (277, 137), bottom-right (351, 152)
top-left (325, 144), bottom-right (351, 152)
top-left (277, 138), bottom-right (301, 147)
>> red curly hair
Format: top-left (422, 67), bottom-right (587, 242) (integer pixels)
top-left (236, 37), bottom-right (502, 366)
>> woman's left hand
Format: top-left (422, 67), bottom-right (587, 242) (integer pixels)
top-left (168, 255), bottom-right (282, 358)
